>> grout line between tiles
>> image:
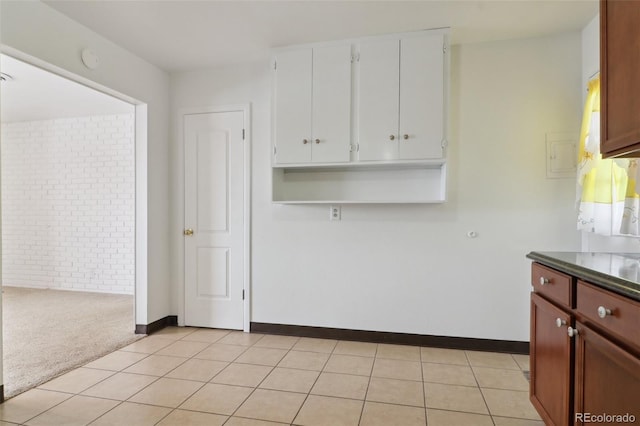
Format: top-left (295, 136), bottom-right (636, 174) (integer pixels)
top-left (11, 390), bottom-right (74, 426)
top-left (465, 350), bottom-right (496, 424)
top-left (153, 407), bottom-right (176, 425)
top-left (113, 339), bottom-right (201, 410)
top-left (419, 343), bottom-right (428, 425)
top-left (149, 377), bottom-right (209, 426)
top-left (357, 343), bottom-right (378, 425)
top-left (7, 330), bottom-right (541, 426)
top-left (222, 335), bottom-right (294, 423)
top-left (287, 341), bottom-right (335, 425)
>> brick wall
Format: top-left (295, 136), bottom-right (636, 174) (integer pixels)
top-left (1, 114), bottom-right (135, 294)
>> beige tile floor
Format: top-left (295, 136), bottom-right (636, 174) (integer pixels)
top-left (0, 327), bottom-right (543, 426)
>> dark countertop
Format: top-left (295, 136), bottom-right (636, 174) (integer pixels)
top-left (527, 251), bottom-right (640, 302)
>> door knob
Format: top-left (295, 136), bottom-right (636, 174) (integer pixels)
top-left (315, 139), bottom-right (320, 144)
top-left (539, 277), bottom-right (550, 285)
top-left (556, 318), bottom-right (566, 328)
top-left (567, 327), bottom-right (579, 337)
top-left (403, 134), bottom-right (409, 140)
top-left (303, 139), bottom-right (309, 144)
top-left (184, 228), bottom-right (194, 236)
top-left (389, 135), bottom-right (396, 141)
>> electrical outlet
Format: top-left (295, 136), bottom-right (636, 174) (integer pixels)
top-left (330, 205), bottom-right (341, 221)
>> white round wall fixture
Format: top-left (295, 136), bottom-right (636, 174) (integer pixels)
top-left (81, 48), bottom-right (99, 70)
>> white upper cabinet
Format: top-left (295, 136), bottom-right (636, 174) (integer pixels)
top-left (273, 44), bottom-right (352, 164)
top-left (273, 48), bottom-right (312, 164)
top-left (311, 45), bottom-right (352, 163)
top-left (271, 29), bottom-right (449, 204)
top-left (357, 32), bottom-right (445, 161)
top-left (399, 34), bottom-right (445, 160)
top-left (357, 39), bottom-right (400, 161)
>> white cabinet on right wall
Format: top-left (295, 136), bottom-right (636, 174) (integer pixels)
top-left (357, 32), bottom-right (445, 161)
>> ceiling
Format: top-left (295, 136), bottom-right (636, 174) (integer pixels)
top-left (44, 0), bottom-right (599, 73)
top-left (1, 1), bottom-right (598, 122)
top-left (1, 54), bottom-right (134, 123)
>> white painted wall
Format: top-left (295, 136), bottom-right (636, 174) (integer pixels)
top-left (171, 32), bottom-right (582, 342)
top-left (582, 15), bottom-right (599, 96)
top-left (579, 15), bottom-right (640, 253)
top-left (1, 114), bottom-right (135, 294)
top-left (0, 1), bottom-right (171, 323)
top-left (0, 24), bottom-right (4, 388)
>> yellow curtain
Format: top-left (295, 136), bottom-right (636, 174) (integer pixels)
top-left (576, 76), bottom-right (629, 235)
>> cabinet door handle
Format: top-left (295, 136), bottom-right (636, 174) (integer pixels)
top-left (303, 139), bottom-right (309, 144)
top-left (556, 318), bottom-right (566, 328)
top-left (389, 135), bottom-right (396, 141)
top-left (597, 306), bottom-right (612, 318)
top-left (403, 134), bottom-right (409, 140)
top-left (567, 327), bottom-right (579, 337)
top-left (315, 139), bottom-right (320, 144)
top-left (539, 277), bottom-right (550, 285)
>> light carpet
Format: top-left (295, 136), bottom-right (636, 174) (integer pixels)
top-left (2, 286), bottom-right (143, 398)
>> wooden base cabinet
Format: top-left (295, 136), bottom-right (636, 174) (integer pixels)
top-left (530, 293), bottom-right (573, 426)
top-left (529, 262), bottom-right (640, 425)
top-left (574, 322), bottom-right (640, 425)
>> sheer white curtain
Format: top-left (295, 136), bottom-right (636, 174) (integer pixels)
top-left (576, 76), bottom-right (640, 236)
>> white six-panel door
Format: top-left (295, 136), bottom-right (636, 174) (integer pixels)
top-left (184, 111), bottom-right (244, 329)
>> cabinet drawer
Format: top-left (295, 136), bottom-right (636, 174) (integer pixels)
top-left (576, 280), bottom-right (640, 352)
top-left (531, 263), bottom-right (573, 308)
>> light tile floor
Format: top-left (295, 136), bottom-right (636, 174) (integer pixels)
top-left (0, 327), bottom-right (543, 425)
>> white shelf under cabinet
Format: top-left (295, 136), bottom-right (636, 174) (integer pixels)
top-left (272, 161), bottom-right (446, 204)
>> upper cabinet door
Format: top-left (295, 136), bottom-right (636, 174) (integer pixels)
top-left (600, 0), bottom-right (640, 157)
top-left (357, 39), bottom-right (400, 161)
top-left (273, 49), bottom-right (312, 164)
top-left (399, 34), bottom-right (445, 160)
top-left (311, 44), bottom-right (352, 163)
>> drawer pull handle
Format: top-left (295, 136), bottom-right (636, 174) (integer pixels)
top-left (556, 318), bottom-right (566, 328)
top-left (539, 277), bottom-right (550, 285)
top-left (303, 139), bottom-right (309, 144)
top-left (597, 306), bottom-right (612, 318)
top-left (567, 327), bottom-right (579, 337)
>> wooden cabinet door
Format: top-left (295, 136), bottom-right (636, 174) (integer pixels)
top-left (600, 0), bottom-right (640, 157)
top-left (311, 44), bottom-right (352, 163)
top-left (399, 34), bottom-right (445, 160)
top-left (574, 322), bottom-right (640, 425)
top-left (357, 38), bottom-right (400, 161)
top-left (273, 48), bottom-right (312, 164)
top-left (530, 293), bottom-right (573, 426)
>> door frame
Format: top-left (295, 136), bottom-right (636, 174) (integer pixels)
top-left (178, 105), bottom-right (251, 332)
top-left (0, 49), bottom-right (145, 322)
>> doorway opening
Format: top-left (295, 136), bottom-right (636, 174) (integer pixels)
top-left (0, 54), bottom-right (140, 398)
